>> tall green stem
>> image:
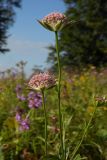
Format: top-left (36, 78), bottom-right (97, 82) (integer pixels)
top-left (71, 104), bottom-right (97, 160)
top-left (41, 90), bottom-right (47, 158)
top-left (55, 31), bottom-right (64, 159)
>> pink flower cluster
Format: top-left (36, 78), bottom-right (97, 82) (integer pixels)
top-left (42, 12), bottom-right (66, 24)
top-left (38, 12), bottom-right (68, 32)
top-left (28, 72), bottom-right (56, 91)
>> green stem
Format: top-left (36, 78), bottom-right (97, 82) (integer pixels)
top-left (41, 90), bottom-right (48, 158)
top-left (71, 104), bottom-right (97, 160)
top-left (26, 108), bottom-right (33, 119)
top-left (55, 31), bottom-right (64, 159)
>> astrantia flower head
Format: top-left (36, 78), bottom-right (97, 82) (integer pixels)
top-left (28, 72), bottom-right (57, 91)
top-left (38, 12), bottom-right (69, 32)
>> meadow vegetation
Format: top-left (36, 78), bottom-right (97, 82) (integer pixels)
top-left (0, 64), bottom-right (107, 159)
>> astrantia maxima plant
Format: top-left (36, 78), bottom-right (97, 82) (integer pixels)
top-left (28, 72), bottom-right (57, 91)
top-left (38, 12), bottom-right (69, 32)
top-left (37, 12), bottom-right (69, 159)
top-left (28, 72), bottom-right (56, 158)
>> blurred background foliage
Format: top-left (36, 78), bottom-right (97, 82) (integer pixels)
top-left (0, 0), bottom-right (21, 53)
top-left (0, 65), bottom-right (107, 159)
top-left (47, 0), bottom-right (107, 70)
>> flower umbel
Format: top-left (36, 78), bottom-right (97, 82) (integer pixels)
top-left (38, 12), bottom-right (68, 32)
top-left (28, 72), bottom-right (56, 91)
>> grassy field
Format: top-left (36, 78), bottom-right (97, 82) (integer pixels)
top-left (0, 66), bottom-right (107, 160)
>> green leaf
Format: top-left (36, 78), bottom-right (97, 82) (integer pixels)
top-left (73, 154), bottom-right (81, 160)
top-left (73, 154), bottom-right (87, 160)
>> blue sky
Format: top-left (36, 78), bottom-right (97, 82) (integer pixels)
top-left (0, 0), bottom-right (66, 76)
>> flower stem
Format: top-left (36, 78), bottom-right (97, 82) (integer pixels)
top-left (41, 90), bottom-right (48, 158)
top-left (55, 31), bottom-right (64, 159)
top-left (71, 104), bottom-right (97, 160)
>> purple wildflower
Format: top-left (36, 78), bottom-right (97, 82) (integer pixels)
top-left (15, 107), bottom-right (24, 122)
top-left (19, 118), bottom-right (30, 131)
top-left (15, 84), bottom-right (26, 101)
top-left (15, 112), bottom-right (21, 122)
top-left (28, 91), bottom-right (42, 109)
top-left (28, 91), bottom-right (35, 99)
top-left (15, 108), bottom-right (30, 131)
top-left (17, 94), bottom-right (26, 101)
top-left (15, 84), bottom-right (22, 93)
